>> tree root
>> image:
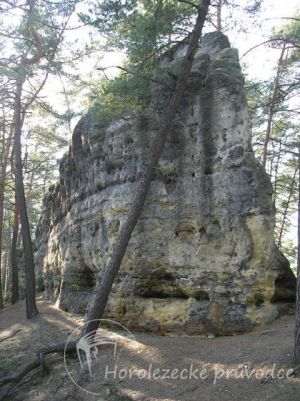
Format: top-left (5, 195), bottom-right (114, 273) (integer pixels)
top-left (0, 328), bottom-right (22, 343)
top-left (0, 341), bottom-right (76, 400)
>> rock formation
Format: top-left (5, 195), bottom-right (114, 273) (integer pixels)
top-left (36, 32), bottom-right (295, 335)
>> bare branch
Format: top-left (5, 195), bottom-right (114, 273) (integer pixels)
top-left (241, 37), bottom-right (299, 59)
top-left (97, 65), bottom-right (175, 91)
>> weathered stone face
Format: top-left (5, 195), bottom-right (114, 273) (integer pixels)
top-left (36, 32), bottom-right (295, 335)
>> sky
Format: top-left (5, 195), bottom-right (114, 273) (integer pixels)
top-left (40, 0), bottom-right (300, 130)
top-left (29, 0), bottom-right (300, 178)
top-left (224, 0), bottom-right (299, 80)
top-left (234, 0), bottom-right (299, 248)
top-left (98, 0), bottom-right (300, 79)
top-left (11, 0), bottom-right (297, 266)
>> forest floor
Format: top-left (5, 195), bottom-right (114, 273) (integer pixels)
top-left (0, 298), bottom-right (299, 401)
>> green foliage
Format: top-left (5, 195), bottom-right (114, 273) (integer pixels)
top-left (88, 67), bottom-right (152, 127)
top-left (246, 15), bottom-right (300, 269)
top-left (272, 15), bottom-right (300, 62)
top-left (80, 0), bottom-right (194, 65)
top-left (80, 0), bottom-right (197, 126)
top-left (246, 80), bottom-right (272, 126)
top-left (0, 1), bottom-right (90, 301)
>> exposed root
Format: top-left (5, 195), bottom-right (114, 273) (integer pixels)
top-left (0, 341), bottom-right (76, 400)
top-left (0, 328), bottom-right (22, 343)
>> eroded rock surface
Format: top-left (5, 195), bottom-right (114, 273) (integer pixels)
top-left (36, 32), bottom-right (295, 335)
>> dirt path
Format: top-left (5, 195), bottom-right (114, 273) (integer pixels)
top-left (0, 299), bottom-right (299, 401)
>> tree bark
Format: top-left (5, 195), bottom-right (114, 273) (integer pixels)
top-left (0, 159), bottom-right (4, 309)
top-left (294, 145), bottom-right (300, 366)
top-left (217, 0), bottom-right (223, 31)
top-left (11, 195), bottom-right (19, 304)
top-left (1, 244), bottom-right (7, 295)
top-left (0, 116), bottom-right (12, 309)
top-left (4, 225), bottom-right (11, 295)
top-left (277, 168), bottom-right (297, 248)
top-left (262, 43), bottom-right (286, 169)
top-left (9, 0), bottom-right (75, 318)
top-left (81, 0), bottom-right (211, 337)
top-left (273, 139), bottom-right (282, 208)
top-left (14, 78), bottom-right (38, 318)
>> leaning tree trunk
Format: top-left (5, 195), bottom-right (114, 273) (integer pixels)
top-left (295, 146), bottom-right (300, 366)
top-left (81, 0), bottom-right (211, 336)
top-left (14, 78), bottom-right (38, 318)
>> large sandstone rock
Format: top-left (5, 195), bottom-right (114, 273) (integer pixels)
top-left (36, 32), bottom-right (295, 335)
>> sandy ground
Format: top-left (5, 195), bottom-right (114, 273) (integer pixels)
top-left (0, 298), bottom-right (299, 401)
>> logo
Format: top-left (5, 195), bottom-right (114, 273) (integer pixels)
top-left (64, 319), bottom-right (136, 395)
top-left (64, 319), bottom-right (295, 396)
top-left (76, 329), bottom-right (118, 376)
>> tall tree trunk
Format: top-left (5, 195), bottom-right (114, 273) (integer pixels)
top-left (16, 146), bottom-right (29, 249)
top-left (273, 139), bottom-right (282, 208)
top-left (11, 196), bottom-right (19, 304)
top-left (4, 225), bottom-right (11, 295)
top-left (0, 175), bottom-right (4, 309)
top-left (2, 244), bottom-right (8, 296)
top-left (294, 146), bottom-right (300, 365)
top-left (1, 211), bottom-right (10, 297)
top-left (262, 43), bottom-right (286, 169)
top-left (0, 270), bottom-right (3, 308)
top-left (0, 122), bottom-right (12, 309)
top-left (277, 168), bottom-right (297, 248)
top-left (14, 78), bottom-right (38, 318)
top-left (81, 0), bottom-right (211, 337)
top-left (25, 143), bottom-right (38, 233)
